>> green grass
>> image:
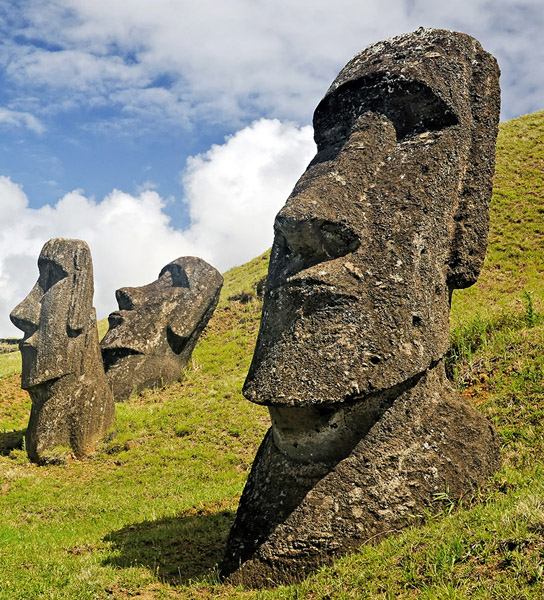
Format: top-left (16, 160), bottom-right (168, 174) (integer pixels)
top-left (450, 111), bottom-right (544, 323)
top-left (0, 349), bottom-right (21, 379)
top-left (97, 317), bottom-right (109, 340)
top-left (0, 112), bottom-right (543, 599)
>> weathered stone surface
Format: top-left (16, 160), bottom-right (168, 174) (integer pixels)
top-left (10, 238), bottom-right (115, 463)
top-left (223, 363), bottom-right (499, 586)
top-left (222, 28), bottom-right (501, 585)
top-left (100, 257), bottom-right (223, 401)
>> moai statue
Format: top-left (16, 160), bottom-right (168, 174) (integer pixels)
top-left (100, 257), bottom-right (223, 401)
top-left (10, 238), bottom-right (115, 463)
top-left (221, 28), bottom-right (501, 586)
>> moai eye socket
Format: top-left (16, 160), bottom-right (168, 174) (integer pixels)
top-left (37, 259), bottom-right (68, 292)
top-left (159, 264), bottom-right (190, 288)
top-left (313, 73), bottom-right (459, 151)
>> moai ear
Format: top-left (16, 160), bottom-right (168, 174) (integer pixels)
top-left (67, 244), bottom-right (94, 334)
top-left (447, 47), bottom-right (501, 290)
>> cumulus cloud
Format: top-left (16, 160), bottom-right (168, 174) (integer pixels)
top-left (0, 119), bottom-right (315, 336)
top-left (182, 119), bottom-right (315, 268)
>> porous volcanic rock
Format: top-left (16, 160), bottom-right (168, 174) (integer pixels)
top-left (221, 27), bottom-right (501, 586)
top-left (100, 257), bottom-right (223, 401)
top-left (10, 238), bottom-right (115, 463)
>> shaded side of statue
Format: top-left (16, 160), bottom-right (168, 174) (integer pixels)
top-left (221, 28), bottom-right (501, 587)
top-left (10, 238), bottom-right (115, 463)
top-left (100, 257), bottom-right (223, 402)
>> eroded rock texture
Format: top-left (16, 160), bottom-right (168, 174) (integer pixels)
top-left (222, 28), bottom-right (501, 586)
top-left (10, 238), bottom-right (115, 463)
top-left (100, 257), bottom-right (223, 401)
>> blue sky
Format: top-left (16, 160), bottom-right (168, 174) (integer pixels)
top-left (0, 0), bottom-right (543, 335)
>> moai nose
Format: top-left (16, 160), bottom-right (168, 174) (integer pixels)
top-left (115, 287), bottom-right (142, 310)
top-left (10, 284), bottom-right (41, 336)
top-left (266, 207), bottom-right (361, 288)
top-left (276, 212), bottom-right (360, 265)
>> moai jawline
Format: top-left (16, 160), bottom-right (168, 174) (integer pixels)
top-left (10, 238), bottom-right (115, 463)
top-left (221, 28), bottom-right (501, 587)
top-left (100, 257), bottom-right (223, 401)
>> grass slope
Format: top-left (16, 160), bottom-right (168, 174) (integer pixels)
top-left (0, 112), bottom-right (543, 599)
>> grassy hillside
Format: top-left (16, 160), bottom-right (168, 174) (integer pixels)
top-left (0, 112), bottom-right (543, 599)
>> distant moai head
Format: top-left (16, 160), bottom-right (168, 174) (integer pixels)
top-left (100, 256), bottom-right (223, 400)
top-left (244, 28), bottom-right (500, 407)
top-left (10, 238), bottom-right (94, 390)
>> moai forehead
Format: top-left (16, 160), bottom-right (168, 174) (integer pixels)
top-left (314, 28), bottom-right (497, 146)
top-left (243, 28), bottom-right (500, 407)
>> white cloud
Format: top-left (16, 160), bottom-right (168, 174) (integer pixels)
top-left (6, 0), bottom-right (542, 128)
top-left (0, 107), bottom-right (44, 134)
top-left (0, 119), bottom-right (315, 336)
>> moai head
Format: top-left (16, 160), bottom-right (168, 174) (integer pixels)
top-left (100, 256), bottom-right (223, 400)
top-left (10, 238), bottom-right (94, 390)
top-left (244, 28), bottom-right (500, 408)
top-left (222, 30), bottom-right (501, 586)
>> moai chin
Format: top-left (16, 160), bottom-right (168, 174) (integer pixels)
top-left (100, 256), bottom-right (223, 401)
top-left (10, 238), bottom-right (115, 463)
top-left (221, 28), bottom-right (501, 587)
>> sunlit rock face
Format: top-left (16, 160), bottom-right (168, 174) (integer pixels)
top-left (10, 238), bottom-right (114, 463)
top-left (222, 28), bottom-right (501, 587)
top-left (100, 256), bottom-right (223, 401)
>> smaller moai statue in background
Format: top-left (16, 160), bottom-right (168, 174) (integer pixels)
top-left (100, 256), bottom-right (223, 402)
top-left (10, 238), bottom-right (115, 463)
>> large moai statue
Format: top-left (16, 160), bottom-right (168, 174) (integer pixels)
top-left (221, 28), bottom-right (501, 586)
top-left (100, 257), bottom-right (223, 401)
top-left (10, 238), bottom-right (115, 463)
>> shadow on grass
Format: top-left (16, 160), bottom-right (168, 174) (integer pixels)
top-left (0, 429), bottom-right (24, 455)
top-left (103, 507), bottom-right (235, 585)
